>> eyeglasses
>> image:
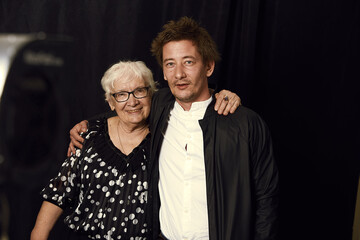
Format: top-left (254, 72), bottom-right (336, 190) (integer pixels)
top-left (111, 86), bottom-right (150, 102)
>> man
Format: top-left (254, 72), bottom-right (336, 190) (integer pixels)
top-left (69, 17), bottom-right (278, 240)
top-left (148, 17), bottom-right (279, 240)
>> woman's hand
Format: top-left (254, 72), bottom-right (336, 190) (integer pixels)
top-left (214, 90), bottom-right (242, 115)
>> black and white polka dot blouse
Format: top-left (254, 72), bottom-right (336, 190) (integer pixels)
top-left (41, 118), bottom-right (150, 239)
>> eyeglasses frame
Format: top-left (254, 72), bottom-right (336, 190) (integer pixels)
top-left (111, 86), bottom-right (150, 103)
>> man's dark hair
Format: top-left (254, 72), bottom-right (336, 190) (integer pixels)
top-left (151, 16), bottom-right (221, 67)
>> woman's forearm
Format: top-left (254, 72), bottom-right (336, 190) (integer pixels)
top-left (31, 201), bottom-right (63, 240)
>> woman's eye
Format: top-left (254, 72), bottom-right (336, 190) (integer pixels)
top-left (139, 88), bottom-right (146, 93)
top-left (118, 92), bottom-right (127, 97)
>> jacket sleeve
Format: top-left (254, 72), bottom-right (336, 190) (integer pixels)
top-left (249, 114), bottom-right (279, 240)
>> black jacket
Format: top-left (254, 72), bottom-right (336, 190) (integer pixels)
top-left (148, 88), bottom-right (279, 240)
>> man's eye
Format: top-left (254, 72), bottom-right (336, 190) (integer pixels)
top-left (185, 60), bottom-right (193, 65)
top-left (165, 62), bottom-right (174, 67)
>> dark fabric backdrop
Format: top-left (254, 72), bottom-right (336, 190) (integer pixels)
top-left (1, 0), bottom-right (359, 239)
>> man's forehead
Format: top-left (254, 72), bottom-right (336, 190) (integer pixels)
top-left (162, 40), bottom-right (200, 59)
top-left (163, 39), bottom-right (196, 47)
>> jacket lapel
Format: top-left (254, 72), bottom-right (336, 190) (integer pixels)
top-left (199, 99), bottom-right (220, 240)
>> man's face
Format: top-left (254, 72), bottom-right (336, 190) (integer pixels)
top-left (162, 40), bottom-right (214, 110)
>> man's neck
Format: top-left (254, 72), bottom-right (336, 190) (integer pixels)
top-left (175, 89), bottom-right (212, 111)
top-left (176, 100), bottom-right (192, 111)
top-left (175, 97), bottom-right (212, 112)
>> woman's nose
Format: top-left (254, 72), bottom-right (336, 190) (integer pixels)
top-left (126, 93), bottom-right (139, 106)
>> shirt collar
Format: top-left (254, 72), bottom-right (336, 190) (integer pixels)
top-left (173, 96), bottom-right (213, 120)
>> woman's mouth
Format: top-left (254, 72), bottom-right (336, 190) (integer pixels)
top-left (127, 109), bottom-right (141, 113)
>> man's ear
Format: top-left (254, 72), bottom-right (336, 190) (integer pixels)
top-left (206, 61), bottom-right (215, 77)
top-left (163, 74), bottom-right (168, 81)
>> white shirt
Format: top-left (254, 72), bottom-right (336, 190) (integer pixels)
top-left (159, 97), bottom-right (212, 240)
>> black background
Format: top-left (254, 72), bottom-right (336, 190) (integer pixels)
top-left (1, 0), bottom-right (359, 239)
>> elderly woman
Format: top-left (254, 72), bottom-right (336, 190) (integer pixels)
top-left (31, 61), bottom-right (155, 239)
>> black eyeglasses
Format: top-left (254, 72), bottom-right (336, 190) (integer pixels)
top-left (111, 86), bottom-right (150, 102)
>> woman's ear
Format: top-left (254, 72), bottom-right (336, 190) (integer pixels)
top-left (107, 99), bottom-right (115, 111)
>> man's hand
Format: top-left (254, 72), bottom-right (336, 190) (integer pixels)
top-left (214, 90), bottom-right (242, 115)
top-left (67, 120), bottom-right (88, 157)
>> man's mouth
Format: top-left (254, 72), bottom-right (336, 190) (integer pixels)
top-left (175, 81), bottom-right (190, 89)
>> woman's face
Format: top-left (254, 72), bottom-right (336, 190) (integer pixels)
top-left (108, 77), bottom-right (151, 127)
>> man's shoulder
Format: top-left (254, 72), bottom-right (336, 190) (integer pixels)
top-left (153, 87), bottom-right (174, 104)
top-left (227, 106), bottom-right (261, 120)
top-left (211, 106), bottom-right (271, 139)
top-left (218, 106), bottom-right (268, 130)
top-left (149, 88), bottom-right (174, 123)
top-left (154, 87), bottom-right (172, 98)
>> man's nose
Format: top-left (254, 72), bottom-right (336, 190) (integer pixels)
top-left (175, 65), bottom-right (186, 79)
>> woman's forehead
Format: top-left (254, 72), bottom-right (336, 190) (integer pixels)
top-left (112, 77), bottom-right (146, 90)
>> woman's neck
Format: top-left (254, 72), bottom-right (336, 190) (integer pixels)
top-left (117, 119), bottom-right (148, 135)
top-left (108, 117), bottom-right (149, 155)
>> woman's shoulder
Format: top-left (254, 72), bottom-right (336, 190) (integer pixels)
top-left (83, 117), bottom-right (108, 140)
top-left (88, 116), bottom-right (107, 129)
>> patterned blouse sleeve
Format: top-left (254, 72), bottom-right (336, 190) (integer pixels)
top-left (40, 129), bottom-right (95, 209)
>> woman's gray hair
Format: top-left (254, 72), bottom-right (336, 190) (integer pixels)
top-left (101, 60), bottom-right (158, 102)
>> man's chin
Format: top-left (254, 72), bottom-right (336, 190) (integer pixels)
top-left (174, 94), bottom-right (193, 103)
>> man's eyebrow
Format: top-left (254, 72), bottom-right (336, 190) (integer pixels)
top-left (163, 56), bottom-right (196, 62)
top-left (163, 58), bottom-right (174, 62)
top-left (183, 56), bottom-right (196, 59)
